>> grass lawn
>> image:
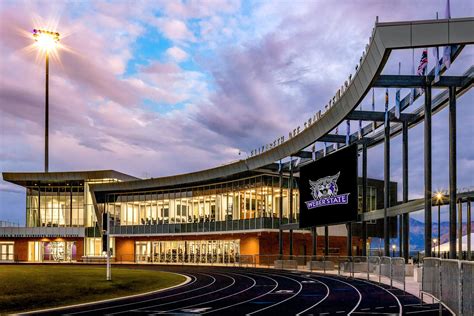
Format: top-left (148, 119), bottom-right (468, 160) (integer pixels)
top-left (0, 265), bottom-right (186, 314)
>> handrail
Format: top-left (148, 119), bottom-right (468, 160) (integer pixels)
top-left (419, 290), bottom-right (456, 316)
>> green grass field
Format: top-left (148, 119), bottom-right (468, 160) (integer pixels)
top-left (0, 265), bottom-right (186, 314)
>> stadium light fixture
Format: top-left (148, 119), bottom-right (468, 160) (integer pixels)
top-left (32, 29), bottom-right (60, 172)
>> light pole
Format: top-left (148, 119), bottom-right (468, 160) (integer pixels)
top-left (391, 244), bottom-right (396, 257)
top-left (435, 192), bottom-right (443, 258)
top-left (33, 29), bottom-right (60, 172)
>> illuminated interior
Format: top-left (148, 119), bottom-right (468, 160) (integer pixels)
top-left (135, 239), bottom-right (240, 264)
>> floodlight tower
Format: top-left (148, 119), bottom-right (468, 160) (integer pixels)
top-left (32, 29), bottom-right (60, 172)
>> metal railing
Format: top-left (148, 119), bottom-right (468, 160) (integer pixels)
top-left (107, 254), bottom-right (407, 291)
top-left (422, 257), bottom-right (473, 316)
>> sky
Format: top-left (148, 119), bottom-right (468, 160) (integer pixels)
top-left (0, 0), bottom-right (473, 225)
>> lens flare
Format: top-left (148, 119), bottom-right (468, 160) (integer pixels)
top-left (33, 29), bottom-right (60, 54)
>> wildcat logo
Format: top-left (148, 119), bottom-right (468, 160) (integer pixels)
top-left (305, 172), bottom-right (350, 209)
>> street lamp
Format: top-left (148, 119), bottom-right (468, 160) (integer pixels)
top-left (32, 29), bottom-right (60, 172)
top-left (391, 244), bottom-right (396, 257)
top-left (435, 192), bottom-right (443, 258)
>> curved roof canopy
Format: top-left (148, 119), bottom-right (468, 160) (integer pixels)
top-left (89, 18), bottom-right (474, 193)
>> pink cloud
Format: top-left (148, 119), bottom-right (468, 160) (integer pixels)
top-left (166, 46), bottom-right (188, 62)
top-left (152, 18), bottom-right (195, 42)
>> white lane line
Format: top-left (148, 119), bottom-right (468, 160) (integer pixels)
top-left (122, 272), bottom-right (236, 314)
top-left (201, 272), bottom-right (278, 315)
top-left (25, 273), bottom-right (194, 316)
top-left (406, 309), bottom-right (441, 314)
top-left (162, 272), bottom-right (257, 313)
top-left (352, 313), bottom-right (398, 315)
top-left (68, 273), bottom-right (211, 315)
top-left (294, 275), bottom-right (330, 316)
top-left (355, 279), bottom-right (402, 316)
top-left (312, 275), bottom-right (362, 316)
top-left (245, 272), bottom-right (303, 316)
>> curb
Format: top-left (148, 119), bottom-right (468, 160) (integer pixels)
top-left (15, 272), bottom-right (191, 315)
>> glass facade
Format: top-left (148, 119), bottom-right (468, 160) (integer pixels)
top-left (84, 237), bottom-right (115, 257)
top-left (0, 242), bottom-right (14, 261)
top-left (104, 174), bottom-right (299, 233)
top-left (26, 186), bottom-right (84, 227)
top-left (135, 239), bottom-right (240, 264)
top-left (27, 241), bottom-right (76, 262)
top-left (358, 185), bottom-right (377, 213)
top-left (26, 178), bottom-right (120, 228)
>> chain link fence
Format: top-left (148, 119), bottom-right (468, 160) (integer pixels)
top-left (422, 257), bottom-right (473, 316)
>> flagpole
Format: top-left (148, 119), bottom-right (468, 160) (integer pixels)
top-left (395, 62), bottom-right (401, 119)
top-left (372, 88), bottom-right (376, 135)
top-left (411, 49), bottom-right (415, 105)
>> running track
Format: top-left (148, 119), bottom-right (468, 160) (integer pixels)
top-left (29, 265), bottom-right (450, 316)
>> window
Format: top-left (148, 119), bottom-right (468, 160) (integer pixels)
top-left (0, 242), bottom-right (14, 261)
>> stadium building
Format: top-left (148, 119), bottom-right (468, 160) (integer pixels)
top-left (0, 168), bottom-right (395, 263)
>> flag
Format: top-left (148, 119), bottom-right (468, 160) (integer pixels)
top-left (278, 160), bottom-right (282, 173)
top-left (443, 0), bottom-right (452, 69)
top-left (443, 46), bottom-right (452, 69)
top-left (417, 49), bottom-right (428, 96)
top-left (311, 144), bottom-right (316, 161)
top-left (395, 62), bottom-right (401, 119)
top-left (395, 89), bottom-right (401, 119)
top-left (433, 46), bottom-right (440, 83)
top-left (345, 120), bottom-right (350, 145)
top-left (295, 157), bottom-right (301, 167)
top-left (417, 49), bottom-right (428, 76)
top-left (358, 104), bottom-right (363, 139)
top-left (384, 88), bottom-right (389, 127)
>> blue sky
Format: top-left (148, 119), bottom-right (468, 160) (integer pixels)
top-left (0, 0), bottom-right (473, 225)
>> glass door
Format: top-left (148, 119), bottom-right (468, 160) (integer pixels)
top-left (136, 242), bottom-right (150, 262)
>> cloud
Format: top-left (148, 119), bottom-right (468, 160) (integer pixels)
top-left (162, 0), bottom-right (240, 19)
top-left (1, 0), bottom-right (473, 226)
top-left (151, 17), bottom-right (195, 42)
top-left (166, 46), bottom-right (188, 62)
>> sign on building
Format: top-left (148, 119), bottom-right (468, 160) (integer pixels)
top-left (299, 145), bottom-right (358, 227)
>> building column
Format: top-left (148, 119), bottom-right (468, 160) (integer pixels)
top-left (324, 226), bottom-right (329, 256)
top-left (468, 199), bottom-right (472, 261)
top-left (402, 121), bottom-right (410, 262)
top-left (312, 227), bottom-right (317, 259)
top-left (278, 167), bottom-right (283, 259)
top-left (347, 223), bottom-right (352, 256)
top-left (289, 158), bottom-right (294, 258)
top-left (424, 85), bottom-right (432, 257)
top-left (384, 113), bottom-right (390, 256)
top-left (362, 142), bottom-right (368, 256)
top-left (449, 86), bottom-right (457, 259)
top-left (458, 200), bottom-right (462, 259)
